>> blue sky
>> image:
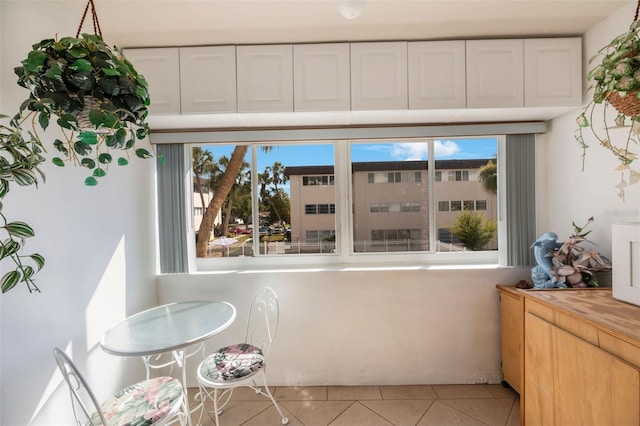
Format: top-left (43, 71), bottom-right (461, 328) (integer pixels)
top-left (202, 137), bottom-right (497, 172)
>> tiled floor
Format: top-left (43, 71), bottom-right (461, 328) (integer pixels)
top-left (188, 384), bottom-right (520, 426)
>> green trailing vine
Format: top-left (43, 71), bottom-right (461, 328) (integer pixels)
top-left (0, 115), bottom-right (46, 293)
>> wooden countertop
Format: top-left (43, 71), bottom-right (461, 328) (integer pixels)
top-left (497, 285), bottom-right (640, 346)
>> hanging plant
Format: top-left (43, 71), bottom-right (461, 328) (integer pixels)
top-left (13, 0), bottom-right (154, 186)
top-left (0, 115), bottom-right (46, 293)
top-left (575, 1), bottom-right (640, 200)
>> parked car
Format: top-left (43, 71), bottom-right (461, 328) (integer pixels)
top-left (259, 226), bottom-right (271, 235)
top-left (241, 228), bottom-right (252, 235)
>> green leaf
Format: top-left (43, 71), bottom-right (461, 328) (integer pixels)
top-left (78, 131), bottom-right (98, 145)
top-left (73, 140), bottom-right (92, 156)
top-left (52, 157), bottom-right (66, 167)
top-left (12, 168), bottom-right (36, 186)
top-left (44, 64), bottom-right (63, 83)
top-left (21, 266), bottom-right (34, 281)
top-left (84, 176), bottom-right (98, 186)
top-left (102, 68), bottom-right (121, 76)
top-left (80, 158), bottom-right (96, 169)
top-left (70, 58), bottom-right (92, 72)
top-left (158, 154), bottom-right (166, 165)
top-left (30, 253), bottom-right (45, 270)
top-left (1, 271), bottom-right (21, 293)
top-left (98, 153), bottom-right (113, 164)
top-left (93, 168), bottom-right (107, 177)
top-left (21, 50), bottom-right (47, 72)
top-left (0, 180), bottom-right (8, 198)
top-left (38, 111), bottom-right (50, 130)
top-left (135, 148), bottom-right (152, 159)
top-left (1, 240), bottom-right (20, 257)
top-left (117, 157), bottom-right (129, 166)
top-left (67, 46), bottom-right (88, 58)
top-left (4, 221), bottom-right (35, 238)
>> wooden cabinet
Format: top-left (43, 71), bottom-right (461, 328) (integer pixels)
top-left (293, 43), bottom-right (350, 112)
top-left (236, 45), bottom-right (294, 112)
top-left (524, 38), bottom-right (582, 107)
top-left (408, 40), bottom-right (466, 109)
top-left (466, 40), bottom-right (524, 108)
top-left (179, 46), bottom-right (237, 114)
top-left (350, 42), bottom-right (408, 110)
top-left (497, 287), bottom-right (523, 394)
top-left (498, 285), bottom-right (640, 425)
top-left (123, 47), bottom-right (181, 115)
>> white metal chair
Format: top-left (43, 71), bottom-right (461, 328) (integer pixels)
top-left (53, 347), bottom-right (188, 426)
top-left (196, 287), bottom-right (289, 425)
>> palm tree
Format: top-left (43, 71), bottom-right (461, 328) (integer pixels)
top-left (478, 159), bottom-right (497, 194)
top-left (195, 146), bottom-right (248, 257)
top-left (218, 155), bottom-right (250, 235)
top-left (264, 161), bottom-right (289, 223)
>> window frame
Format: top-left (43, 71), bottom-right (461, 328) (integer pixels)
top-left (185, 139), bottom-right (502, 270)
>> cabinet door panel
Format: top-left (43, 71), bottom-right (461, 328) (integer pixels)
top-left (500, 292), bottom-right (522, 393)
top-left (524, 38), bottom-right (582, 107)
top-left (124, 47), bottom-right (180, 115)
top-left (555, 326), bottom-right (640, 426)
top-left (524, 313), bottom-right (556, 426)
top-left (180, 46), bottom-right (236, 113)
top-left (408, 41), bottom-right (465, 109)
top-left (294, 43), bottom-right (350, 111)
top-left (237, 45), bottom-right (293, 112)
top-left (351, 42), bottom-right (408, 110)
top-left (466, 40), bottom-right (524, 108)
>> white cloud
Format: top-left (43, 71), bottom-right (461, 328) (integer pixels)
top-left (434, 140), bottom-right (460, 157)
top-left (391, 143), bottom-right (428, 160)
top-left (390, 140), bottom-right (460, 160)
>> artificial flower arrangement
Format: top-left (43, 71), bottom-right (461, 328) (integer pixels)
top-left (531, 218), bottom-right (612, 288)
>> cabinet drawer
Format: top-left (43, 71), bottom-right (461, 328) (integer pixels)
top-left (599, 330), bottom-right (640, 369)
top-left (526, 297), bottom-right (598, 345)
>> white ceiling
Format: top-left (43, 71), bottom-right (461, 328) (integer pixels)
top-left (56, 0), bottom-right (631, 48)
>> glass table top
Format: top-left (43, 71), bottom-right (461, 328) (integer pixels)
top-left (100, 301), bottom-right (236, 356)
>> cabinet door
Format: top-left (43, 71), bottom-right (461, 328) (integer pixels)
top-left (466, 40), bottom-right (524, 108)
top-left (123, 47), bottom-right (180, 115)
top-left (524, 38), bottom-right (582, 107)
top-left (236, 45), bottom-right (293, 112)
top-left (351, 42), bottom-right (408, 110)
top-left (293, 43), bottom-right (350, 112)
top-left (180, 46), bottom-right (236, 114)
top-left (499, 291), bottom-right (522, 393)
top-left (555, 325), bottom-right (640, 426)
top-left (524, 313), bottom-right (556, 426)
top-left (408, 41), bottom-right (466, 109)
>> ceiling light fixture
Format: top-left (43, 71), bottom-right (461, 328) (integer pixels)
top-left (336, 0), bottom-right (366, 20)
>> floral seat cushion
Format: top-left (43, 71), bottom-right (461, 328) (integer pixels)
top-left (199, 343), bottom-right (265, 383)
top-left (90, 376), bottom-right (183, 426)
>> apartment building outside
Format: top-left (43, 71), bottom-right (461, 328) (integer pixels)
top-left (286, 159), bottom-right (497, 253)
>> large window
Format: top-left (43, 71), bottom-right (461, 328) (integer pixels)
top-left (188, 137), bottom-right (499, 261)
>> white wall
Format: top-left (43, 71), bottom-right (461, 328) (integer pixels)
top-left (541, 0), bottom-right (640, 251)
top-left (2, 1), bottom-right (639, 425)
top-left (158, 267), bottom-right (530, 388)
top-left (0, 3), bottom-right (158, 425)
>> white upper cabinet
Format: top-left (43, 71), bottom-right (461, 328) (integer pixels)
top-left (351, 42), bottom-right (408, 110)
top-left (180, 46), bottom-right (237, 114)
top-left (124, 47), bottom-right (181, 114)
top-left (293, 43), bottom-right (351, 112)
top-left (524, 38), bottom-right (582, 107)
top-left (408, 40), bottom-right (466, 109)
top-left (236, 45), bottom-right (294, 112)
top-left (466, 40), bottom-right (524, 108)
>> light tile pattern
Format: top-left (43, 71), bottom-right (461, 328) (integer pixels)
top-left (189, 384), bottom-right (520, 426)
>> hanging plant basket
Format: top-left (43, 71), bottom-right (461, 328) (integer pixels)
top-left (12, 0), bottom-right (154, 186)
top-left (575, 6), bottom-right (640, 200)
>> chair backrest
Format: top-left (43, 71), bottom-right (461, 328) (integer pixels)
top-left (53, 347), bottom-right (107, 426)
top-left (245, 287), bottom-right (280, 359)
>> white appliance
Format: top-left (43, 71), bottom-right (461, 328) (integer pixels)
top-left (612, 223), bottom-right (640, 306)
